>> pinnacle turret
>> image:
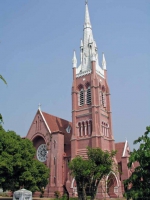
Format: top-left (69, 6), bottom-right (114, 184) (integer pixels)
top-left (72, 51), bottom-right (77, 68)
top-left (102, 53), bottom-right (106, 70)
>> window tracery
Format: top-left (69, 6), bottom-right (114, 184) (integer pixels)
top-left (102, 121), bottom-right (109, 137)
top-left (78, 120), bottom-right (92, 137)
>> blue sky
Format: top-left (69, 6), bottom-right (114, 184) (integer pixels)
top-left (0, 0), bottom-right (150, 150)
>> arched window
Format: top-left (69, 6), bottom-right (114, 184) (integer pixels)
top-left (106, 124), bottom-right (108, 137)
top-left (78, 88), bottom-right (84, 106)
top-left (87, 86), bottom-right (91, 105)
top-left (38, 116), bottom-right (39, 130)
top-left (89, 120), bottom-right (92, 135)
top-left (101, 86), bottom-right (106, 108)
top-left (101, 92), bottom-right (106, 108)
top-left (86, 121), bottom-right (88, 135)
top-left (36, 121), bottom-right (37, 131)
top-left (102, 93), bottom-right (106, 108)
top-left (78, 122), bottom-right (81, 137)
top-left (82, 122), bottom-right (85, 136)
top-left (102, 122), bottom-right (109, 137)
top-left (40, 119), bottom-right (41, 130)
top-left (101, 122), bottom-right (104, 134)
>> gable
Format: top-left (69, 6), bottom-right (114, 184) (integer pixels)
top-left (26, 109), bottom-right (50, 141)
top-left (115, 142), bottom-right (125, 162)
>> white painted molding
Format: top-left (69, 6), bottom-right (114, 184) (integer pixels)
top-left (39, 108), bottom-right (51, 133)
top-left (122, 140), bottom-right (128, 157)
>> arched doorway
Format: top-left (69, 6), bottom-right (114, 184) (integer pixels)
top-left (71, 178), bottom-right (77, 197)
top-left (107, 172), bottom-right (119, 198)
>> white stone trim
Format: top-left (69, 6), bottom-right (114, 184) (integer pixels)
top-left (76, 69), bottom-right (91, 78)
top-left (106, 171), bottom-right (119, 188)
top-left (96, 70), bottom-right (105, 79)
top-left (71, 178), bottom-right (75, 188)
top-left (38, 108), bottom-right (51, 133)
top-left (122, 140), bottom-right (128, 157)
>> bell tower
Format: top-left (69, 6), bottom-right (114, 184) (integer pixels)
top-left (71, 2), bottom-right (115, 158)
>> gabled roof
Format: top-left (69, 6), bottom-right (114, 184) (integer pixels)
top-left (41, 111), bottom-right (72, 144)
top-left (115, 140), bottom-right (130, 162)
top-left (42, 111), bottom-right (71, 133)
top-left (115, 142), bottom-right (125, 162)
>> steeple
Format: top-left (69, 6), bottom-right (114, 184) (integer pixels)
top-left (81, 2), bottom-right (94, 72)
top-left (84, 1), bottom-right (92, 30)
top-left (75, 2), bottom-right (104, 78)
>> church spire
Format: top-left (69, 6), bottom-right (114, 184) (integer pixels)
top-left (81, 2), bottom-right (94, 72)
top-left (84, 1), bottom-right (92, 30)
top-left (75, 2), bottom-right (105, 78)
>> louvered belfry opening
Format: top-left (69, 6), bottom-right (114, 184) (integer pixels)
top-left (87, 86), bottom-right (91, 105)
top-left (80, 89), bottom-right (84, 106)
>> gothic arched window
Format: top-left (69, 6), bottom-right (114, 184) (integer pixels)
top-left (86, 121), bottom-right (88, 135)
top-left (102, 122), bottom-right (109, 137)
top-left (102, 93), bottom-right (106, 108)
top-left (78, 86), bottom-right (84, 106)
top-left (82, 122), bottom-right (85, 136)
top-left (89, 120), bottom-right (92, 135)
top-left (80, 89), bottom-right (84, 106)
top-left (87, 86), bottom-right (91, 105)
top-left (78, 122), bottom-right (81, 137)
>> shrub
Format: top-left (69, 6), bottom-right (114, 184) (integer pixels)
top-left (54, 191), bottom-right (61, 199)
top-left (0, 192), bottom-right (9, 197)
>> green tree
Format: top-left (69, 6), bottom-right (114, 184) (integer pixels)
top-left (124, 126), bottom-right (150, 200)
top-left (87, 147), bottom-right (116, 200)
top-left (68, 156), bottom-right (92, 200)
top-left (68, 147), bottom-right (116, 200)
top-left (0, 114), bottom-right (3, 125)
top-left (0, 128), bottom-right (49, 193)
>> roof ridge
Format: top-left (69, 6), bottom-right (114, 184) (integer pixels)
top-left (42, 111), bottom-right (72, 124)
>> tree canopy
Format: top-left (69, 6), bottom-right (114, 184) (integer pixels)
top-left (0, 127), bottom-right (49, 193)
top-left (124, 126), bottom-right (150, 200)
top-left (68, 147), bottom-right (116, 200)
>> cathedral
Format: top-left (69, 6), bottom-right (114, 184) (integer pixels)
top-left (26, 2), bottom-right (131, 198)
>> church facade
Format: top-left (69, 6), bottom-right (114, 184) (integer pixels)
top-left (26, 2), bottom-right (131, 198)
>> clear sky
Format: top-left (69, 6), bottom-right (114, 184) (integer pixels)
top-left (0, 0), bottom-right (150, 150)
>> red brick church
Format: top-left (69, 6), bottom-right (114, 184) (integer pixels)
top-left (26, 2), bottom-right (131, 198)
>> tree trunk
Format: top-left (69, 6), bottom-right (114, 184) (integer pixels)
top-left (82, 185), bottom-right (87, 200)
top-left (90, 180), bottom-right (100, 200)
top-left (76, 181), bottom-right (87, 200)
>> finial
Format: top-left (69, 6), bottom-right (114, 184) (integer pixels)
top-left (102, 52), bottom-right (106, 70)
top-left (38, 103), bottom-right (41, 111)
top-left (80, 39), bottom-right (83, 47)
top-left (85, 0), bottom-right (88, 5)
